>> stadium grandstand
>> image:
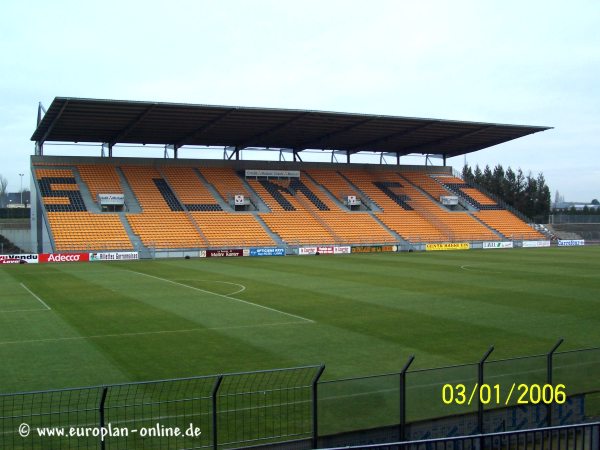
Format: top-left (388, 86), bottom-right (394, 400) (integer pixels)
top-left (29, 97), bottom-right (551, 255)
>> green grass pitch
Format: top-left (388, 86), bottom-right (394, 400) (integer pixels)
top-left (0, 246), bottom-right (599, 395)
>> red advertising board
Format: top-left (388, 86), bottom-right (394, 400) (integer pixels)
top-left (39, 253), bottom-right (90, 263)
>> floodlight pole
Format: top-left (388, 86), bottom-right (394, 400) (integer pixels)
top-left (19, 174), bottom-right (24, 205)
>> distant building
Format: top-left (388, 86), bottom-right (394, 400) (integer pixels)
top-left (553, 201), bottom-right (600, 211)
top-left (4, 191), bottom-right (31, 208)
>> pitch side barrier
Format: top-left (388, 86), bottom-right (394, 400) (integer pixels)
top-left (1, 345), bottom-right (598, 450)
top-left (0, 239), bottom-right (590, 264)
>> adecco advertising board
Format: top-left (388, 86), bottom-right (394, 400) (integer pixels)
top-left (482, 241), bottom-right (514, 249)
top-left (39, 253), bottom-right (90, 263)
top-left (557, 240), bottom-right (585, 247)
top-left (0, 254), bottom-right (39, 264)
top-left (522, 240), bottom-right (551, 248)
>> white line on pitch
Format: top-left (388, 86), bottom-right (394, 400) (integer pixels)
top-left (0, 321), bottom-right (311, 346)
top-left (20, 283), bottom-right (51, 310)
top-left (177, 279), bottom-right (247, 296)
top-left (128, 270), bottom-right (314, 323)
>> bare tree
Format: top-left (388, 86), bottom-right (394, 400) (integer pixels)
top-left (0, 175), bottom-right (8, 208)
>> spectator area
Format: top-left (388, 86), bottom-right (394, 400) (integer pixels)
top-left (33, 161), bottom-right (545, 251)
top-left (36, 168), bottom-right (133, 251)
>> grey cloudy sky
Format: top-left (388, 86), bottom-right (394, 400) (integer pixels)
top-left (1, 0), bottom-right (598, 201)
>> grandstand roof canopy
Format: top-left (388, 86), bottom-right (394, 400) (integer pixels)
top-left (32, 97), bottom-right (550, 158)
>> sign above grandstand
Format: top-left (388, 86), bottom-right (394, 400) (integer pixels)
top-left (245, 170), bottom-right (300, 178)
top-left (97, 193), bottom-right (124, 205)
top-left (440, 195), bottom-right (459, 206)
top-left (234, 195), bottom-right (248, 205)
top-left (346, 195), bottom-right (360, 206)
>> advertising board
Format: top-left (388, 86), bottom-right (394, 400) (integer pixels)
top-left (351, 245), bottom-right (397, 253)
top-left (425, 243), bottom-right (470, 251)
top-left (522, 240), bottom-right (551, 248)
top-left (557, 240), bottom-right (585, 247)
top-left (0, 254), bottom-right (39, 264)
top-left (482, 241), bottom-right (514, 249)
top-left (249, 248), bottom-right (285, 257)
top-left (299, 246), bottom-right (335, 255)
top-left (39, 253), bottom-right (90, 263)
top-left (206, 249), bottom-right (245, 257)
top-left (89, 252), bottom-right (139, 261)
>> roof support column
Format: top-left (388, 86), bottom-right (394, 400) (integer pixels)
top-left (226, 146), bottom-right (240, 160)
top-left (35, 102), bottom-right (46, 155)
top-left (396, 152), bottom-right (400, 165)
top-left (443, 154), bottom-right (447, 166)
top-left (109, 144), bottom-right (113, 158)
top-left (346, 151), bottom-right (350, 164)
top-left (174, 146), bottom-right (179, 159)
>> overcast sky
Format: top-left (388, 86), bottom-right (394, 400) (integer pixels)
top-left (1, 0), bottom-right (598, 201)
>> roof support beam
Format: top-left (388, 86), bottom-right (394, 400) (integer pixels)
top-left (295, 118), bottom-right (374, 151)
top-left (176, 108), bottom-right (236, 148)
top-left (399, 125), bottom-right (496, 154)
top-left (236, 112), bottom-right (310, 149)
top-left (346, 120), bottom-right (439, 153)
top-left (38, 99), bottom-right (69, 145)
top-left (109, 103), bottom-right (157, 147)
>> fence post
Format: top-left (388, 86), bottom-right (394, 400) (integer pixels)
top-left (211, 375), bottom-right (224, 450)
top-left (399, 355), bottom-right (415, 441)
top-left (478, 346), bottom-right (494, 434)
top-left (99, 386), bottom-right (108, 450)
top-left (311, 365), bottom-right (326, 449)
top-left (547, 338), bottom-right (564, 427)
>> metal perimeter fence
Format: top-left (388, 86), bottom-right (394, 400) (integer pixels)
top-left (320, 421), bottom-right (600, 450)
top-left (1, 344), bottom-right (598, 450)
